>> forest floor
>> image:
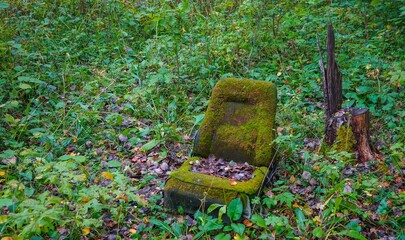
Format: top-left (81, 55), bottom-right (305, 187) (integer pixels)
top-left (0, 0), bottom-right (404, 239)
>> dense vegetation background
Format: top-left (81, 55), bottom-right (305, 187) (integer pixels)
top-left (0, 0), bottom-right (404, 239)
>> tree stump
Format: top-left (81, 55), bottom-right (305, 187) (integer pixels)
top-left (351, 108), bottom-right (373, 162)
top-left (318, 24), bottom-right (374, 163)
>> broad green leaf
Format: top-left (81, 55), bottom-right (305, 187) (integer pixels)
top-left (214, 233), bottom-right (231, 240)
top-left (140, 139), bottom-right (159, 152)
top-left (59, 155), bottom-right (73, 160)
top-left (227, 198), bottom-right (243, 221)
top-left (193, 113), bottom-right (205, 125)
top-left (149, 218), bottom-right (179, 237)
top-left (295, 207), bottom-right (306, 231)
top-left (376, 197), bottom-right (388, 214)
top-left (19, 83), bottom-right (32, 89)
top-left (312, 227), bottom-right (323, 238)
top-left (24, 187), bottom-right (35, 197)
top-left (251, 214), bottom-right (267, 228)
top-left (4, 114), bottom-right (15, 124)
top-left (0, 198), bottom-right (13, 207)
top-left (203, 218), bottom-right (223, 232)
top-left (0, 2), bottom-right (9, 10)
top-left (171, 222), bottom-right (182, 236)
top-left (231, 223), bottom-right (245, 236)
top-left (107, 160), bottom-right (122, 168)
top-left (58, 155), bottom-right (86, 163)
top-left (356, 86), bottom-right (371, 94)
top-left (0, 149), bottom-right (16, 159)
top-left (207, 203), bottom-right (224, 214)
top-left (72, 156), bottom-right (86, 163)
top-left (339, 230), bottom-right (367, 240)
top-left (218, 205), bottom-right (227, 223)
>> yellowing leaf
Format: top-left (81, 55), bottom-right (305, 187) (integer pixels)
top-left (0, 171), bottom-right (6, 177)
top-left (313, 216), bottom-right (321, 226)
top-left (129, 228), bottom-right (137, 234)
top-left (101, 171), bottom-right (114, 180)
top-left (313, 165), bottom-right (320, 171)
top-left (290, 175), bottom-right (295, 183)
top-left (82, 228), bottom-right (90, 235)
top-left (121, 194), bottom-right (128, 203)
top-left (0, 215), bottom-right (8, 224)
top-left (81, 196), bottom-right (91, 203)
top-left (292, 202), bottom-right (299, 208)
top-left (303, 204), bottom-right (313, 216)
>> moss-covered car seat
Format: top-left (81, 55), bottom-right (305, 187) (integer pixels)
top-left (164, 78), bottom-right (277, 215)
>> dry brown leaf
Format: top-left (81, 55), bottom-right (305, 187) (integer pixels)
top-left (243, 219), bottom-right (253, 227)
top-left (290, 175), bottom-right (296, 183)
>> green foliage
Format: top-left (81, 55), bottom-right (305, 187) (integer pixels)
top-left (0, 0), bottom-right (403, 238)
top-left (227, 198), bottom-right (243, 222)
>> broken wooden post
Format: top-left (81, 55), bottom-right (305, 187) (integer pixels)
top-left (317, 24), bottom-right (374, 162)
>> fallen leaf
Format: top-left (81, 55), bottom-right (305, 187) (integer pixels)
top-left (82, 228), bottom-right (90, 235)
top-left (313, 165), bottom-right (320, 171)
top-left (343, 185), bottom-right (353, 193)
top-left (243, 219), bottom-right (253, 227)
top-left (302, 171), bottom-right (311, 180)
top-left (293, 202), bottom-right (299, 208)
top-left (81, 196), bottom-right (91, 203)
top-left (119, 134), bottom-right (128, 142)
top-left (129, 228), bottom-right (137, 234)
top-left (101, 171), bottom-right (114, 180)
top-left (290, 175), bottom-right (295, 183)
top-left (302, 204), bottom-right (313, 216)
top-left (230, 180), bottom-right (237, 186)
top-left (336, 212), bottom-right (344, 217)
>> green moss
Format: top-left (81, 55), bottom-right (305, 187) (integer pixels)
top-left (333, 124), bottom-right (356, 153)
top-left (165, 157), bottom-right (268, 208)
top-left (193, 78), bottom-right (277, 167)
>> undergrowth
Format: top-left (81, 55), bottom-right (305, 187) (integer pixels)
top-left (0, 0), bottom-right (404, 239)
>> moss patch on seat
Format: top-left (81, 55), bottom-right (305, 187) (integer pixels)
top-left (193, 78), bottom-right (277, 167)
top-left (164, 157), bottom-right (268, 213)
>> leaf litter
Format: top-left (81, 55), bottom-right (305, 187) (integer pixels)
top-left (189, 154), bottom-right (256, 181)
